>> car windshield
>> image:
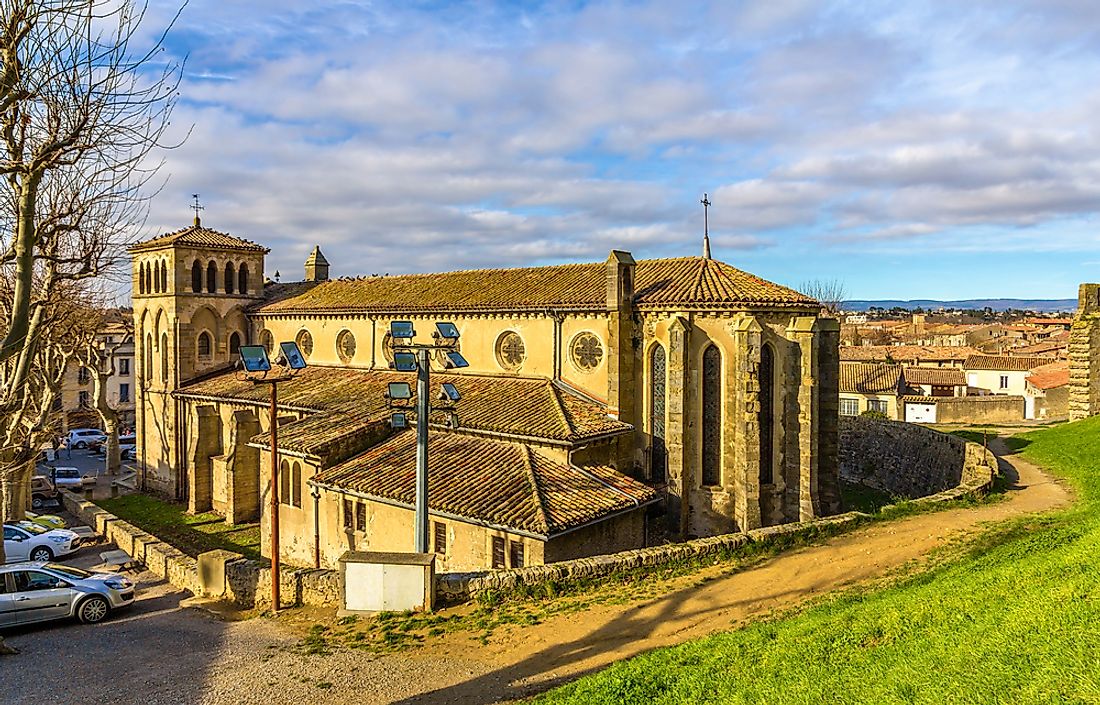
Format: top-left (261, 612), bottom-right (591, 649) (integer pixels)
top-left (56, 469), bottom-right (78, 478)
top-left (15, 521), bottom-right (48, 535)
top-left (45, 563), bottom-right (92, 579)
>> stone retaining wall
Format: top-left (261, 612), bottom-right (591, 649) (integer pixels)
top-left (60, 491), bottom-right (337, 609)
top-left (839, 416), bottom-right (996, 499)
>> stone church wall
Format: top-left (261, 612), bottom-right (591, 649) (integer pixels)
top-left (1070, 283), bottom-right (1100, 421)
top-left (838, 416), bottom-right (995, 500)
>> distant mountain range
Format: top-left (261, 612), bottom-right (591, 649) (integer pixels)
top-left (843, 299), bottom-right (1078, 313)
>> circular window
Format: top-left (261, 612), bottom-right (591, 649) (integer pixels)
top-left (295, 329), bottom-right (313, 359)
top-left (570, 332), bottom-right (604, 371)
top-left (259, 329), bottom-right (274, 355)
top-left (495, 331), bottom-right (526, 371)
top-left (336, 330), bottom-right (356, 364)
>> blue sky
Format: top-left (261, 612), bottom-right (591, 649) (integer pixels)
top-left (134, 0), bottom-right (1100, 299)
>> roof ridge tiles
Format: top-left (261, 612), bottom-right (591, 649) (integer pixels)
top-left (520, 445), bottom-right (551, 534)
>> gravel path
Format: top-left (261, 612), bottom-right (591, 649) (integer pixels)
top-left (2, 442), bottom-right (1070, 705)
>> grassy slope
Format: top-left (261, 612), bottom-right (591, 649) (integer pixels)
top-left (538, 418), bottom-right (1100, 705)
top-left (98, 494), bottom-right (263, 561)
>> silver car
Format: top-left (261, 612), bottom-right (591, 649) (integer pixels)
top-left (0, 562), bottom-right (135, 626)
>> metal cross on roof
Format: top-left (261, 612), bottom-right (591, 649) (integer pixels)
top-left (701, 193), bottom-right (712, 259)
top-left (191, 194), bottom-right (204, 225)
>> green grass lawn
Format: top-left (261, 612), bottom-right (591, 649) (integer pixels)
top-left (97, 494), bottom-right (263, 561)
top-left (537, 417), bottom-right (1100, 704)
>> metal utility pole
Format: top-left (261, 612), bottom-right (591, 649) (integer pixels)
top-left (269, 381), bottom-right (280, 611)
top-left (415, 348), bottom-right (431, 553)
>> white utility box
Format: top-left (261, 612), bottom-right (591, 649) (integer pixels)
top-left (339, 551), bottom-right (435, 613)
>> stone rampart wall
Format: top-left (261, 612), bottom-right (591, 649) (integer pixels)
top-left (934, 395), bottom-right (1024, 425)
top-left (839, 416), bottom-right (996, 499)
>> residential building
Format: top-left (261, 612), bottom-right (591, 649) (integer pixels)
top-left (1026, 362), bottom-right (1070, 420)
top-left (838, 362), bottom-right (903, 419)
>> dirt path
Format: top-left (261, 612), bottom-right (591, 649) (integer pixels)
top-left (190, 442), bottom-right (1071, 705)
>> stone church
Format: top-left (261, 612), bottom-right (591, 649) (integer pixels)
top-left (130, 217), bottom-right (841, 572)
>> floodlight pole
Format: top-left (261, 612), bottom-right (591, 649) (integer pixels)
top-left (415, 348), bottom-right (431, 553)
top-left (269, 379), bottom-right (281, 612)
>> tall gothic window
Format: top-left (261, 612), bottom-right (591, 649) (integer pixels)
top-left (191, 260), bottom-right (202, 293)
top-left (228, 332), bottom-right (241, 357)
top-left (238, 263), bottom-right (249, 295)
top-left (650, 344), bottom-right (667, 482)
top-left (759, 343), bottom-right (775, 486)
top-left (701, 345), bottom-right (722, 486)
top-left (206, 261), bottom-right (217, 293)
top-left (144, 333), bottom-right (152, 380)
top-left (160, 260), bottom-right (167, 292)
top-left (160, 333), bottom-right (169, 383)
top-left (224, 262), bottom-right (235, 294)
top-left (139, 265), bottom-right (146, 295)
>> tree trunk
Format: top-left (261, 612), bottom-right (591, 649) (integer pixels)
top-left (1, 463), bottom-right (31, 522)
top-left (104, 415), bottom-right (120, 476)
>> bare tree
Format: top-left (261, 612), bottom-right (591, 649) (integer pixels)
top-left (0, 1), bottom-right (180, 600)
top-left (801, 278), bottom-right (848, 318)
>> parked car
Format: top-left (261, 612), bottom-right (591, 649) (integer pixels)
top-left (0, 562), bottom-right (134, 626)
top-left (43, 467), bottom-right (96, 491)
top-left (95, 434), bottom-right (136, 459)
top-left (67, 428), bottom-right (107, 450)
top-left (2, 522), bottom-right (80, 563)
top-left (30, 476), bottom-right (58, 510)
top-left (24, 511), bottom-right (66, 530)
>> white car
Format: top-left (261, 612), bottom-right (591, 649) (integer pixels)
top-left (42, 467), bottom-right (96, 491)
top-left (3, 522), bottom-right (81, 563)
top-left (67, 428), bottom-right (107, 450)
top-left (95, 434), bottom-right (136, 459)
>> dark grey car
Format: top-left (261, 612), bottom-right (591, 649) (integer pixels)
top-left (0, 562), bottom-right (135, 627)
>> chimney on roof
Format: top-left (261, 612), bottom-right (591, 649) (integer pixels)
top-left (304, 245), bottom-right (330, 282)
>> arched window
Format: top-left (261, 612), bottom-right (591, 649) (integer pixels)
top-left (224, 262), bottom-right (235, 294)
top-left (228, 332), bottom-right (241, 357)
top-left (138, 264), bottom-right (146, 295)
top-left (259, 329), bottom-right (274, 354)
top-left (759, 344), bottom-right (775, 486)
top-left (197, 332), bottom-right (212, 359)
top-left (160, 260), bottom-right (168, 292)
top-left (650, 344), bottom-right (667, 483)
top-left (237, 264), bottom-right (249, 295)
top-left (144, 333), bottom-right (152, 379)
top-left (206, 261), bottom-right (217, 294)
top-left (292, 461), bottom-right (302, 507)
top-left (160, 333), bottom-right (169, 384)
top-left (279, 459), bottom-right (291, 505)
top-left (191, 260), bottom-right (202, 293)
top-left (701, 345), bottom-right (722, 486)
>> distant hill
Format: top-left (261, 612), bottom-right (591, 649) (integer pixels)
top-left (843, 299), bottom-right (1077, 313)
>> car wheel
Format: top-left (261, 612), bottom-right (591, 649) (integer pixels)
top-left (76, 441), bottom-right (87, 449)
top-left (31, 495), bottom-right (45, 509)
top-left (77, 596), bottom-right (110, 624)
top-left (29, 546), bottom-right (53, 562)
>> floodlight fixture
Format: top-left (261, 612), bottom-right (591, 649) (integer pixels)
top-left (443, 351), bottom-right (469, 369)
top-left (239, 345), bottom-right (272, 373)
top-left (392, 351), bottom-right (418, 372)
top-left (279, 341), bottom-right (308, 370)
top-left (387, 381), bottom-right (413, 400)
top-left (439, 382), bottom-right (461, 402)
top-left (390, 320), bottom-right (416, 340)
top-left (434, 322), bottom-right (460, 341)
top-left (390, 412), bottom-right (408, 429)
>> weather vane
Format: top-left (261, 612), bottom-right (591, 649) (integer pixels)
top-left (191, 194), bottom-right (204, 225)
top-left (701, 193), bottom-right (712, 259)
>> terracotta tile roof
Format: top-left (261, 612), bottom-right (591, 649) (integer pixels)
top-left (963, 355), bottom-right (1053, 372)
top-left (839, 362), bottom-right (903, 395)
top-left (311, 431), bottom-right (658, 537)
top-left (1026, 362), bottom-right (1070, 390)
top-left (174, 366), bottom-right (631, 445)
top-left (255, 256), bottom-right (817, 315)
top-left (251, 408), bottom-right (385, 458)
top-left (840, 345), bottom-right (977, 363)
top-left (903, 366), bottom-right (966, 387)
top-left (129, 223), bottom-right (269, 253)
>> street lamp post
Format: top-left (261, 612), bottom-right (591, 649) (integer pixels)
top-left (385, 322), bottom-right (467, 553)
top-left (237, 342), bottom-right (307, 612)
